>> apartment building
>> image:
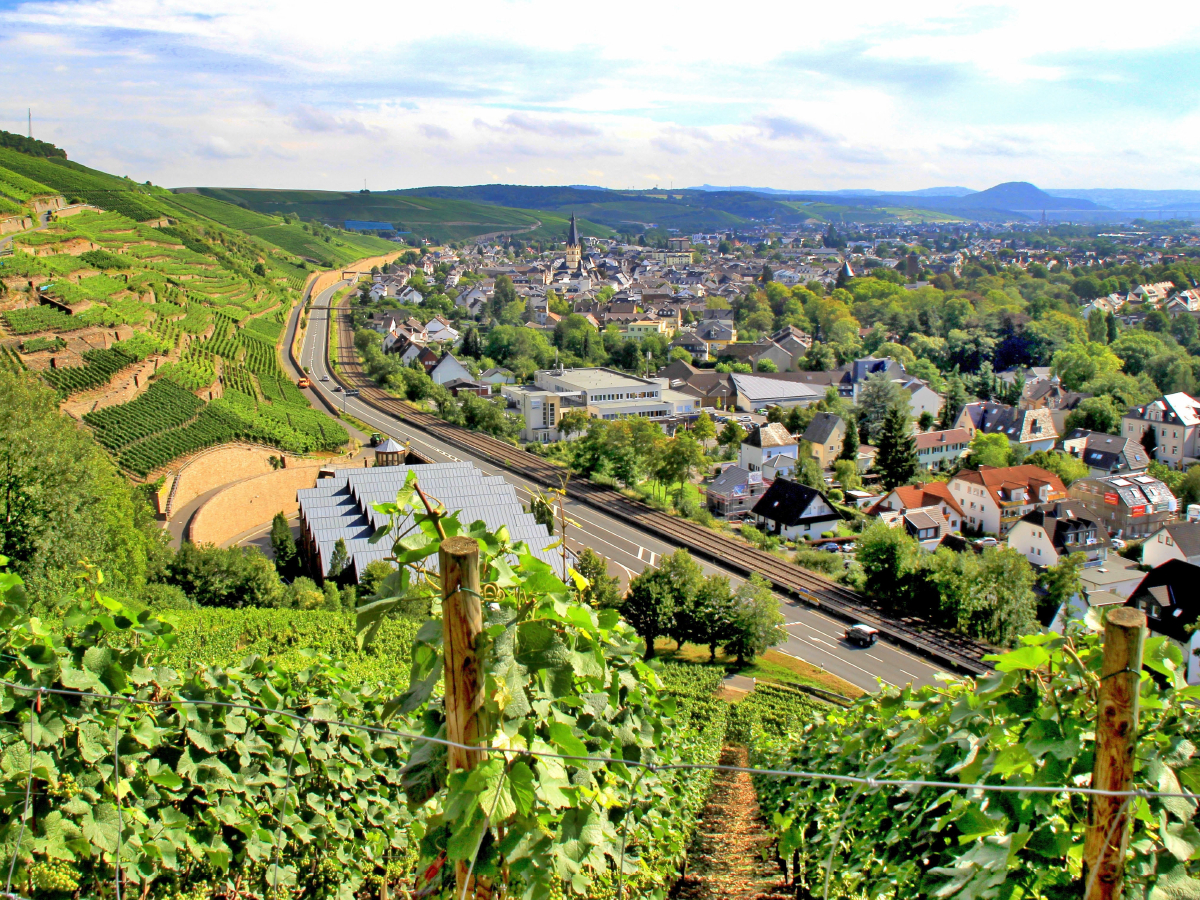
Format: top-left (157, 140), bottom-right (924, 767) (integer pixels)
top-left (1120, 392), bottom-right (1200, 471)
top-left (948, 465), bottom-right (1068, 536)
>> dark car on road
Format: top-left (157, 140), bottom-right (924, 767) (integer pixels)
top-left (844, 624), bottom-right (879, 647)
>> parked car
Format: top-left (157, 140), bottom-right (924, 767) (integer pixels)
top-left (975, 537), bottom-right (999, 547)
top-left (1110, 537), bottom-right (1126, 550)
top-left (844, 624), bottom-right (879, 647)
top-left (816, 542), bottom-right (841, 552)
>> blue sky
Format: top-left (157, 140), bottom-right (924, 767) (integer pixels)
top-left (2, 0), bottom-right (1198, 191)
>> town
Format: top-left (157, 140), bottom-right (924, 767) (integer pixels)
top-left (3, 28), bottom-right (1200, 893)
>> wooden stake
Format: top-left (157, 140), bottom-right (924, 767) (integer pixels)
top-left (1083, 606), bottom-right (1146, 900)
top-left (440, 535), bottom-right (485, 896)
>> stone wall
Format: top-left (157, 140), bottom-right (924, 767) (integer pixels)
top-left (188, 467), bottom-right (324, 546)
top-left (167, 444), bottom-right (334, 516)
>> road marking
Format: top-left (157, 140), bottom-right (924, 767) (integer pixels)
top-left (899, 668), bottom-right (923, 680)
top-left (866, 653), bottom-right (883, 662)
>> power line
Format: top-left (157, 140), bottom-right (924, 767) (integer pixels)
top-left (1, 679), bottom-right (1193, 801)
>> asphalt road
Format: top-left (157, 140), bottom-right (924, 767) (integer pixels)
top-left (282, 281), bottom-right (945, 693)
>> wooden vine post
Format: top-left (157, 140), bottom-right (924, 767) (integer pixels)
top-left (1082, 606), bottom-right (1146, 900)
top-left (440, 535), bottom-right (486, 896)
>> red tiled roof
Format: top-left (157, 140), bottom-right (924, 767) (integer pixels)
top-left (868, 481), bottom-right (964, 518)
top-left (915, 428), bottom-right (970, 451)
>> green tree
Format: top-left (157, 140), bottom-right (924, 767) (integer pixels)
top-left (1106, 310), bottom-right (1120, 343)
top-left (724, 575), bottom-right (784, 665)
top-left (622, 549), bottom-right (703, 657)
top-left (856, 521), bottom-right (920, 615)
top-left (756, 358), bottom-right (778, 373)
top-left (834, 459), bottom-right (861, 493)
top-left (573, 547), bottom-right (621, 610)
top-left (917, 410), bottom-right (935, 431)
top-left (1086, 310), bottom-right (1108, 344)
top-left (696, 575), bottom-right (737, 660)
top-left (528, 490), bottom-right (557, 535)
top-left (802, 341), bottom-right (836, 371)
top-left (857, 372), bottom-right (906, 444)
top-left (966, 432), bottom-right (1012, 469)
top-left (556, 408), bottom-right (590, 439)
top-left (1063, 395), bottom-right (1124, 435)
top-left (327, 537), bottom-right (350, 582)
top-left (717, 419), bottom-right (746, 455)
top-left (1024, 450), bottom-right (1089, 487)
top-left (839, 417), bottom-right (858, 460)
top-left (1037, 551), bottom-right (1085, 623)
top-left (164, 543), bottom-right (284, 608)
top-left (359, 559), bottom-right (397, 598)
top-left (270, 511), bottom-right (298, 578)
top-left (692, 410), bottom-right (716, 445)
top-left (0, 369), bottom-right (165, 604)
top-left (874, 403), bottom-right (918, 490)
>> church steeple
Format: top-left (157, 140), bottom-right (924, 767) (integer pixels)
top-left (565, 214), bottom-right (582, 271)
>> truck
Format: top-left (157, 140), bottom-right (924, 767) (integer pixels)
top-left (297, 377), bottom-right (311, 389)
top-left (844, 624), bottom-right (879, 647)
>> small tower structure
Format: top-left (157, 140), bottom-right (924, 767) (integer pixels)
top-left (374, 437), bottom-right (405, 467)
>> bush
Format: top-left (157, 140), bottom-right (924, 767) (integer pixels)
top-left (139, 582), bottom-right (193, 610)
top-left (820, 530), bottom-right (835, 539)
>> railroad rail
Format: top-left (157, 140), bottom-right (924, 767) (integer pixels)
top-left (328, 301), bottom-right (994, 676)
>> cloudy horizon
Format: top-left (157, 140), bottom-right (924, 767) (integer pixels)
top-left (2, 0), bottom-right (1199, 193)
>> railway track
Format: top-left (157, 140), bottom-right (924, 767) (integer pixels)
top-left (328, 302), bottom-right (994, 676)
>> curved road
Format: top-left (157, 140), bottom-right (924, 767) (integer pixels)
top-left (281, 281), bottom-right (945, 693)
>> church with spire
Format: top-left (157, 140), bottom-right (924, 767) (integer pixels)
top-left (556, 214), bottom-right (595, 282)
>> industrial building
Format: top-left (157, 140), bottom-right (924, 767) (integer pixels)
top-left (297, 463), bottom-right (566, 583)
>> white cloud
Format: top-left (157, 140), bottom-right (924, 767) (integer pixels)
top-left (2, 0), bottom-right (1200, 189)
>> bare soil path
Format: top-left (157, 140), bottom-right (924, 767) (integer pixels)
top-left (672, 746), bottom-right (790, 900)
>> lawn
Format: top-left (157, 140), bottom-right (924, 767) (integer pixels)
top-left (652, 640), bottom-right (865, 699)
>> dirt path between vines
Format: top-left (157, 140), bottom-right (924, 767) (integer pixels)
top-left (672, 746), bottom-right (790, 900)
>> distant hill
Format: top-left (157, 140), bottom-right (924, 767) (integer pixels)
top-left (689, 184), bottom-right (976, 198)
top-left (951, 182), bottom-right (1101, 211)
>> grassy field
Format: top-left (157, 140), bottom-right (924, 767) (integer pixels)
top-left (652, 640), bottom-right (865, 699)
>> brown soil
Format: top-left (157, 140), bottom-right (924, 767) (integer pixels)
top-left (672, 746), bottom-right (790, 900)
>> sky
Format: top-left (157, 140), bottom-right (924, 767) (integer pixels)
top-left (2, 0), bottom-right (1200, 193)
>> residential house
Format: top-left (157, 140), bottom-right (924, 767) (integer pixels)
top-left (915, 428), bottom-right (971, 470)
top-left (739, 423), bottom-right (799, 473)
top-left (429, 353), bottom-right (473, 386)
top-left (955, 401), bottom-right (1058, 453)
top-left (1124, 560), bottom-right (1200, 683)
top-left (443, 377), bottom-right (492, 398)
top-left (479, 367), bottom-right (515, 385)
top-left (1143, 521), bottom-right (1200, 568)
top-left (695, 319), bottom-right (737, 353)
top-left (876, 506), bottom-right (954, 551)
top-left (1120, 393), bottom-right (1200, 470)
top-left (1007, 500), bottom-right (1110, 568)
top-left (801, 413), bottom-right (846, 469)
top-left (1060, 429), bottom-right (1149, 477)
top-left (948, 465), bottom-right (1068, 535)
top-left (1020, 380), bottom-right (1089, 412)
top-left (706, 466), bottom-right (765, 517)
top-left (398, 286), bottom-right (424, 305)
top-left (867, 482), bottom-right (964, 532)
top-left (425, 316), bottom-right (459, 344)
top-left (1068, 473), bottom-right (1178, 539)
top-left (750, 480), bottom-right (842, 541)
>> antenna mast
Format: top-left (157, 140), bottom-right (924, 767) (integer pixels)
top-left (28, 108), bottom-right (31, 138)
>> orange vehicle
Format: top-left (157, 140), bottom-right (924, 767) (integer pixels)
top-left (297, 377), bottom-right (311, 388)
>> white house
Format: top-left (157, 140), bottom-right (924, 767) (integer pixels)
top-left (948, 465), bottom-right (1069, 536)
top-left (1006, 501), bottom-right (1109, 568)
top-left (914, 428), bottom-right (971, 471)
top-left (425, 316), bottom-right (460, 344)
top-left (738, 423), bottom-right (799, 474)
top-left (398, 286), bottom-right (424, 305)
top-left (750, 479), bottom-right (842, 541)
top-left (1143, 521), bottom-right (1200, 569)
top-left (429, 354), bottom-right (473, 386)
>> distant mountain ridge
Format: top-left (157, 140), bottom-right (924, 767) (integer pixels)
top-left (689, 184), bottom-right (976, 198)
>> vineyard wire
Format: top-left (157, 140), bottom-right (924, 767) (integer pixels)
top-left (0, 681), bottom-right (1180, 802)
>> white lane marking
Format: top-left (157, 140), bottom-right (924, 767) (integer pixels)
top-left (866, 654), bottom-right (883, 662)
top-left (899, 669), bottom-right (923, 680)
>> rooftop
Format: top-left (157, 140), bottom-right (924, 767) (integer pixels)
top-left (536, 367), bottom-right (657, 392)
